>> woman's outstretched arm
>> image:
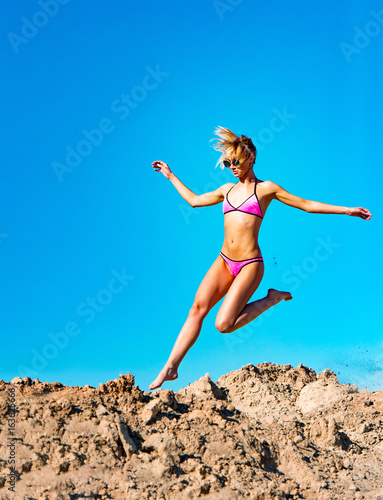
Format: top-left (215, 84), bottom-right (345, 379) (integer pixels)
top-left (152, 160), bottom-right (230, 207)
top-left (267, 181), bottom-right (372, 220)
top-left (152, 160), bottom-right (197, 206)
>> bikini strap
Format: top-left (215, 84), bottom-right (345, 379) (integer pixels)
top-left (225, 183), bottom-right (236, 199)
top-left (254, 177), bottom-right (263, 217)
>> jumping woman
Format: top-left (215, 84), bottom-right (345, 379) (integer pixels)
top-left (149, 126), bottom-right (372, 391)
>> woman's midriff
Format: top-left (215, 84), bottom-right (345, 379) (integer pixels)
top-left (221, 214), bottom-right (263, 260)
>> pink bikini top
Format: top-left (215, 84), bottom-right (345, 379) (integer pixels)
top-left (222, 178), bottom-right (263, 218)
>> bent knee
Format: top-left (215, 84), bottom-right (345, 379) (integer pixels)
top-left (189, 301), bottom-right (209, 319)
top-left (215, 318), bottom-right (233, 334)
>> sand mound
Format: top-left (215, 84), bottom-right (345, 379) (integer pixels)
top-left (1, 362), bottom-right (382, 499)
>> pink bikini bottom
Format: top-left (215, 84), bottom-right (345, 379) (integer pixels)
top-left (219, 251), bottom-right (264, 277)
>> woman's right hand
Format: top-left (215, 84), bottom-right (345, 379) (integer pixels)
top-left (347, 207), bottom-right (372, 220)
top-left (152, 160), bottom-right (173, 179)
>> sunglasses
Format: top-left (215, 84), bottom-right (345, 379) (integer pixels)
top-left (223, 158), bottom-right (240, 168)
top-left (223, 152), bottom-right (252, 168)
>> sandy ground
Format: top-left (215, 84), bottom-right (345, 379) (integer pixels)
top-left (0, 362), bottom-right (382, 500)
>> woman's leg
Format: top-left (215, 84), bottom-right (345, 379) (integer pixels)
top-left (215, 261), bottom-right (292, 334)
top-left (149, 255), bottom-right (234, 390)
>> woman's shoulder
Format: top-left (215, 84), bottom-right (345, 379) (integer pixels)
top-left (257, 179), bottom-right (276, 190)
top-left (256, 179), bottom-right (279, 199)
top-left (220, 182), bottom-right (236, 194)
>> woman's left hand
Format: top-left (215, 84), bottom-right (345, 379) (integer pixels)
top-left (347, 207), bottom-right (372, 220)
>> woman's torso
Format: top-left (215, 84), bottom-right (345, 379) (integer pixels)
top-left (221, 178), bottom-right (272, 259)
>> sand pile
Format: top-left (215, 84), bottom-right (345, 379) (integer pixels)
top-left (0, 362), bottom-right (382, 500)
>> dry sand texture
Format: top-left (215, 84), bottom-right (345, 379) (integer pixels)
top-left (0, 362), bottom-right (382, 500)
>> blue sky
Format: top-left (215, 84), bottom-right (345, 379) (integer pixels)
top-left (1, 0), bottom-right (382, 392)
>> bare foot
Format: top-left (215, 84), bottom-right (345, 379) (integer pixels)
top-left (149, 365), bottom-right (178, 391)
top-left (267, 288), bottom-right (293, 305)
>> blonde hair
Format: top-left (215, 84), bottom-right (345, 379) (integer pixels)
top-left (210, 126), bottom-right (257, 170)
